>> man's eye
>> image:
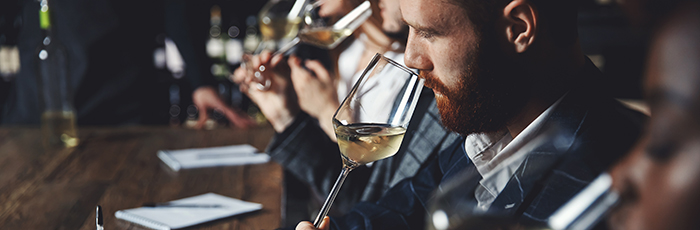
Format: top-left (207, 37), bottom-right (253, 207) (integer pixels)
top-left (419, 31), bottom-right (434, 39)
top-left (646, 141), bottom-right (677, 161)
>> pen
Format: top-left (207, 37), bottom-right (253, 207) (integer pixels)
top-left (142, 202), bottom-right (223, 208)
top-left (196, 152), bottom-right (254, 159)
top-left (96, 205), bottom-right (104, 230)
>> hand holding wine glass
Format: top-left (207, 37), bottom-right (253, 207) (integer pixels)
top-left (310, 53), bottom-right (424, 228)
top-left (287, 55), bottom-right (339, 139)
top-left (241, 1), bottom-right (373, 91)
top-left (231, 51), bottom-right (300, 132)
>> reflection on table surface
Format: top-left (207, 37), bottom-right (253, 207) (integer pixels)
top-left (0, 125), bottom-right (281, 230)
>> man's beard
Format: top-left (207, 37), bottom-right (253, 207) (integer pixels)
top-left (422, 33), bottom-right (530, 136)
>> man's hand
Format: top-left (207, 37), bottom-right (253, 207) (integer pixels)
top-left (231, 51), bottom-right (300, 133)
top-left (295, 217), bottom-right (330, 230)
top-left (192, 86), bottom-right (256, 129)
top-left (288, 55), bottom-right (340, 141)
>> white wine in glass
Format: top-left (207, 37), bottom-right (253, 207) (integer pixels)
top-left (297, 28), bottom-right (353, 49)
top-left (257, 0), bottom-right (308, 46)
top-left (259, 16), bottom-right (302, 41)
top-left (312, 53), bottom-right (424, 228)
top-left (336, 123), bottom-right (406, 166)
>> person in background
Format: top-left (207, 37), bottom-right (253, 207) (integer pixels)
top-left (233, 0), bottom-right (458, 219)
top-left (166, 0), bottom-right (257, 129)
top-left (607, 0), bottom-right (700, 229)
top-left (0, 0), bottom-right (254, 127)
top-left (294, 0), bottom-right (645, 228)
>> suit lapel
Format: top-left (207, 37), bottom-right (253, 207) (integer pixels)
top-left (487, 92), bottom-right (589, 216)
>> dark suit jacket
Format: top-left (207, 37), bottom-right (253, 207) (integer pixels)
top-left (322, 66), bottom-right (645, 230)
top-left (268, 88), bottom-right (459, 215)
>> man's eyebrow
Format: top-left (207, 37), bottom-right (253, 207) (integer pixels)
top-left (401, 18), bottom-right (441, 35)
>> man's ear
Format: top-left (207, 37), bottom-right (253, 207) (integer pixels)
top-left (503, 0), bottom-right (537, 53)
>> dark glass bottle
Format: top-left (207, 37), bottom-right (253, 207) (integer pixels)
top-left (36, 0), bottom-right (78, 148)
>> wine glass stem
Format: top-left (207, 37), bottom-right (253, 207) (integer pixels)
top-left (313, 165), bottom-right (353, 228)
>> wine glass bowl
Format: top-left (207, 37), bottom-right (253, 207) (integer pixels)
top-left (334, 123), bottom-right (406, 168)
top-left (258, 0), bottom-right (299, 41)
top-left (332, 54), bottom-right (423, 168)
top-left (311, 53), bottom-right (424, 227)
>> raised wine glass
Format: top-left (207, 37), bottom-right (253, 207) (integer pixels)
top-left (312, 53), bottom-right (424, 228)
top-left (244, 0), bottom-right (373, 90)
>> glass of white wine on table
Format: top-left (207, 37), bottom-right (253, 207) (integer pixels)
top-left (244, 0), bottom-right (373, 90)
top-left (311, 53), bottom-right (425, 228)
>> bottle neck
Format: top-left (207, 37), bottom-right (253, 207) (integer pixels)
top-left (39, 0), bottom-right (54, 37)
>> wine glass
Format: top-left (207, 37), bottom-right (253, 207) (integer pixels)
top-left (256, 0), bottom-right (310, 52)
top-left (425, 161), bottom-right (617, 230)
top-left (244, 0), bottom-right (373, 91)
top-left (548, 173), bottom-right (619, 230)
top-left (426, 170), bottom-right (524, 230)
top-left (312, 53), bottom-right (425, 228)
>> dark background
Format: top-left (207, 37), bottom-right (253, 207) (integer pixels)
top-left (0, 0), bottom-right (649, 125)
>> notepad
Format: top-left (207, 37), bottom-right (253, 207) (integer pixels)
top-left (115, 193), bottom-right (262, 230)
top-left (158, 144), bottom-right (270, 171)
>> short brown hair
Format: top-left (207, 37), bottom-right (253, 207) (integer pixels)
top-left (447, 0), bottom-right (579, 47)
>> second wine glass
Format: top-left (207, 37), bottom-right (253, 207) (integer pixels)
top-left (312, 53), bottom-right (424, 228)
top-left (245, 0), bottom-right (373, 91)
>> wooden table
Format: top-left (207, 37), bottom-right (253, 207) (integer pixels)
top-left (0, 126), bottom-right (282, 230)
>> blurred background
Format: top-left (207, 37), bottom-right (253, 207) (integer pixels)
top-left (0, 0), bottom-right (649, 127)
top-left (0, 0), bottom-right (269, 127)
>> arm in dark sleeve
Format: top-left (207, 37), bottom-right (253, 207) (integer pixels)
top-left (267, 111), bottom-right (371, 208)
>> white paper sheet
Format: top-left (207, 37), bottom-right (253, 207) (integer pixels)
top-left (158, 144), bottom-right (270, 171)
top-left (115, 193), bottom-right (262, 230)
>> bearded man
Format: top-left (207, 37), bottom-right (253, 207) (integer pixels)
top-left (234, 0), bottom-right (460, 222)
top-left (294, 0), bottom-right (645, 229)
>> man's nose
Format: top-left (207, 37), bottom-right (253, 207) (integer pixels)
top-left (404, 34), bottom-right (432, 72)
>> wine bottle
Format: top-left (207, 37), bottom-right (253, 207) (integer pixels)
top-left (206, 5), bottom-right (230, 80)
top-left (36, 0), bottom-right (78, 148)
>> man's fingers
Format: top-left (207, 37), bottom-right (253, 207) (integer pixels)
top-left (288, 55), bottom-right (303, 70)
top-left (231, 67), bottom-right (247, 84)
top-left (251, 54), bottom-right (262, 67)
top-left (304, 60), bottom-right (331, 82)
top-left (260, 51), bottom-right (273, 64)
top-left (239, 81), bottom-right (249, 94)
top-left (288, 56), bottom-right (304, 81)
top-left (295, 221), bottom-right (317, 230)
top-left (319, 216), bottom-right (330, 230)
top-left (271, 53), bottom-right (285, 66)
top-left (288, 55), bottom-right (312, 83)
top-left (293, 217), bottom-right (329, 230)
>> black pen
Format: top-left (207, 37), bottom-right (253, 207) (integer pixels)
top-left (142, 202), bottom-right (223, 208)
top-left (96, 205), bottom-right (104, 230)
